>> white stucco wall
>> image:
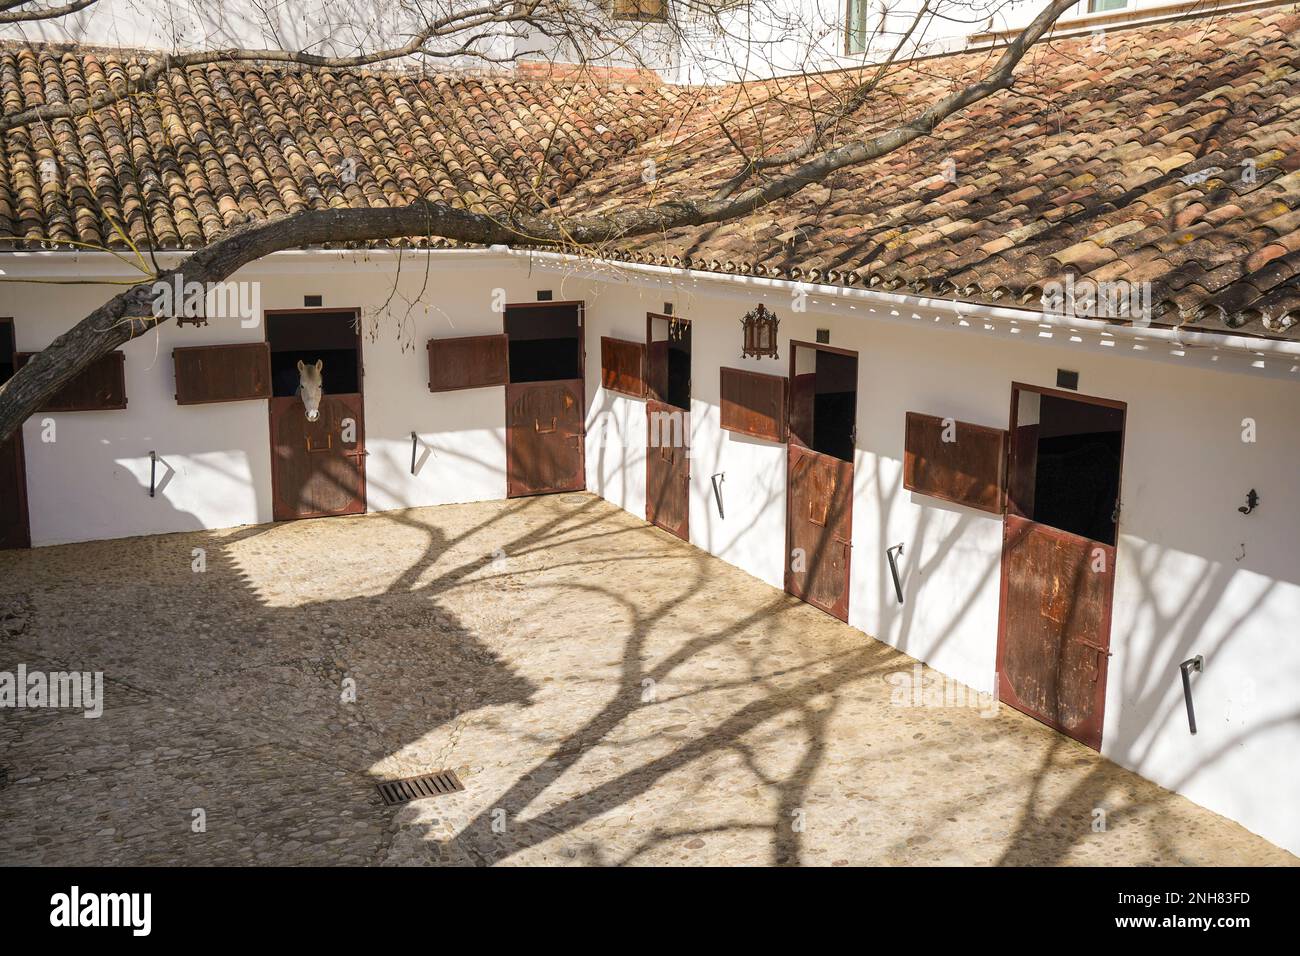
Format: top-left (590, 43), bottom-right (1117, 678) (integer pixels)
top-left (4, 248), bottom-right (1298, 856)
top-left (574, 262), bottom-right (1300, 857)
top-left (2, 251), bottom-right (566, 543)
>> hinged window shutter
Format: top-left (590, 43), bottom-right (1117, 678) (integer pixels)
top-left (720, 366), bottom-right (788, 442)
top-left (173, 343), bottom-right (271, 405)
top-left (427, 334), bottom-right (509, 392)
top-left (903, 411), bottom-right (1007, 514)
top-left (15, 351), bottom-right (126, 412)
top-left (600, 336), bottom-right (647, 397)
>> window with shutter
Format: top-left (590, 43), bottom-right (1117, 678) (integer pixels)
top-left (427, 334), bottom-right (509, 392)
top-left (720, 366), bottom-right (787, 442)
top-left (903, 411), bottom-right (1007, 514)
top-left (15, 351), bottom-right (126, 412)
top-left (600, 336), bottom-right (647, 397)
top-left (173, 343), bottom-right (272, 405)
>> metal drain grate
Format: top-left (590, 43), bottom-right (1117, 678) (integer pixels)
top-left (376, 769), bottom-right (465, 806)
top-left (558, 494), bottom-right (587, 505)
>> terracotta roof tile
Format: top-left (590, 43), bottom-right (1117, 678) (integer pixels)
top-left (558, 4), bottom-right (1300, 339)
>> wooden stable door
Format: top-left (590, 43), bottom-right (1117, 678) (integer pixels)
top-left (786, 444), bottom-right (853, 621)
top-left (646, 399), bottom-right (689, 540)
top-left (506, 380), bottom-right (584, 497)
top-left (270, 393), bottom-right (367, 520)
top-left (0, 430), bottom-right (29, 549)
top-left (996, 384), bottom-right (1125, 751)
top-left (998, 516), bottom-right (1114, 749)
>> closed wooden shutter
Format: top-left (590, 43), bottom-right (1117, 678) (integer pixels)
top-left (600, 336), bottom-right (647, 397)
top-left (610, 0), bottom-right (667, 20)
top-left (173, 343), bottom-right (271, 405)
top-left (15, 351), bottom-right (127, 412)
top-left (720, 366), bottom-right (787, 442)
top-left (903, 411), bottom-right (1007, 514)
top-left (428, 334), bottom-right (509, 392)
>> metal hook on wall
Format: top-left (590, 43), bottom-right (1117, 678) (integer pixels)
top-left (710, 473), bottom-right (725, 519)
top-left (886, 543), bottom-right (905, 605)
top-left (1180, 655), bottom-right (1204, 735)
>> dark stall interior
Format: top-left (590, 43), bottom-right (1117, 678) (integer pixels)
top-left (1031, 394), bottom-right (1124, 545)
top-left (267, 311), bottom-right (361, 397)
top-left (811, 349), bottom-right (857, 463)
top-left (506, 304), bottom-right (582, 383)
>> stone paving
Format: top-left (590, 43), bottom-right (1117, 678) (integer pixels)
top-left (0, 494), bottom-right (1293, 866)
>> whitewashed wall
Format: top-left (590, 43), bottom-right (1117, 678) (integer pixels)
top-left (6, 249), bottom-right (1299, 856)
top-left (3, 251), bottom-right (559, 543)
top-left (576, 264), bottom-right (1300, 857)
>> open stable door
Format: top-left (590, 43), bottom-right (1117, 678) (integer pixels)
top-left (505, 302), bottom-right (586, 497)
top-left (996, 383), bottom-right (1126, 751)
top-left (266, 309), bottom-right (367, 521)
top-left (785, 340), bottom-right (857, 622)
top-left (0, 318), bottom-right (30, 549)
top-left (645, 313), bottom-right (690, 540)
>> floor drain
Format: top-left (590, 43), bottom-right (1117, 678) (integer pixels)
top-left (558, 494), bottom-right (587, 505)
top-left (376, 769), bottom-right (465, 806)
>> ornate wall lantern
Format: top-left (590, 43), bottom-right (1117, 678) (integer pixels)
top-left (740, 303), bottom-right (779, 359)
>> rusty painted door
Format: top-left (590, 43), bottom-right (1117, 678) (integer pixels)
top-left (645, 398), bottom-right (688, 540)
top-left (997, 515), bottom-right (1114, 750)
top-left (270, 393), bottom-right (367, 520)
top-left (785, 443), bottom-right (853, 622)
top-left (506, 379), bottom-right (584, 497)
top-left (0, 431), bottom-right (29, 549)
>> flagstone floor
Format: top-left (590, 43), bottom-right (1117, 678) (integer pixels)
top-left (0, 493), bottom-right (1293, 866)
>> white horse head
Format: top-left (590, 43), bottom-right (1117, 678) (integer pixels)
top-left (297, 359), bottom-right (323, 422)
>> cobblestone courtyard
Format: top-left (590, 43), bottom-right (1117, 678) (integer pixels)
top-left (0, 494), bottom-right (1293, 866)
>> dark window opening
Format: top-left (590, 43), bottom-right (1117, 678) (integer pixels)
top-left (266, 311), bottom-right (360, 397)
top-left (649, 314), bottom-right (691, 410)
top-left (506, 304), bottom-right (581, 383)
top-left (0, 320), bottom-right (15, 385)
top-left (1012, 391), bottom-right (1124, 545)
top-left (790, 343), bottom-right (857, 462)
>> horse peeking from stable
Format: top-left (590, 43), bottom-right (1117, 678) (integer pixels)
top-left (296, 359), bottom-right (324, 422)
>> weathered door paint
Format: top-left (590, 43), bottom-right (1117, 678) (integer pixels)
top-left (506, 379), bottom-right (585, 497)
top-left (270, 393), bottom-right (367, 520)
top-left (645, 398), bottom-right (689, 540)
top-left (785, 443), bottom-right (853, 622)
top-left (996, 383), bottom-right (1125, 751)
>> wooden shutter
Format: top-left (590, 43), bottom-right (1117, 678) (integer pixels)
top-left (173, 343), bottom-right (271, 405)
top-left (720, 366), bottom-right (787, 442)
top-left (600, 336), bottom-right (647, 397)
top-left (15, 351), bottom-right (127, 412)
top-left (903, 411), bottom-right (1007, 514)
top-left (428, 334), bottom-right (509, 392)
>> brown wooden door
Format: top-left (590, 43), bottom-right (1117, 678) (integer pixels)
top-left (646, 398), bottom-right (688, 540)
top-left (506, 379), bottom-right (584, 497)
top-left (997, 514), bottom-right (1114, 750)
top-left (0, 431), bottom-right (30, 549)
top-left (270, 393), bottom-right (366, 520)
top-left (785, 443), bottom-right (853, 622)
top-left (996, 383), bottom-right (1124, 751)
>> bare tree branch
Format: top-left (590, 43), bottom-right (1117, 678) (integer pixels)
top-left (0, 0), bottom-right (1079, 443)
top-left (0, 0), bottom-right (97, 24)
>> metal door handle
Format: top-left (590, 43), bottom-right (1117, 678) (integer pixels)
top-left (536, 417), bottom-right (557, 434)
top-left (306, 434), bottom-right (332, 452)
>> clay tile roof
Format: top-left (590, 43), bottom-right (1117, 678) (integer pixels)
top-left (5, 4), bottom-right (1300, 341)
top-left (561, 4), bottom-right (1300, 340)
top-left (0, 43), bottom-right (683, 251)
